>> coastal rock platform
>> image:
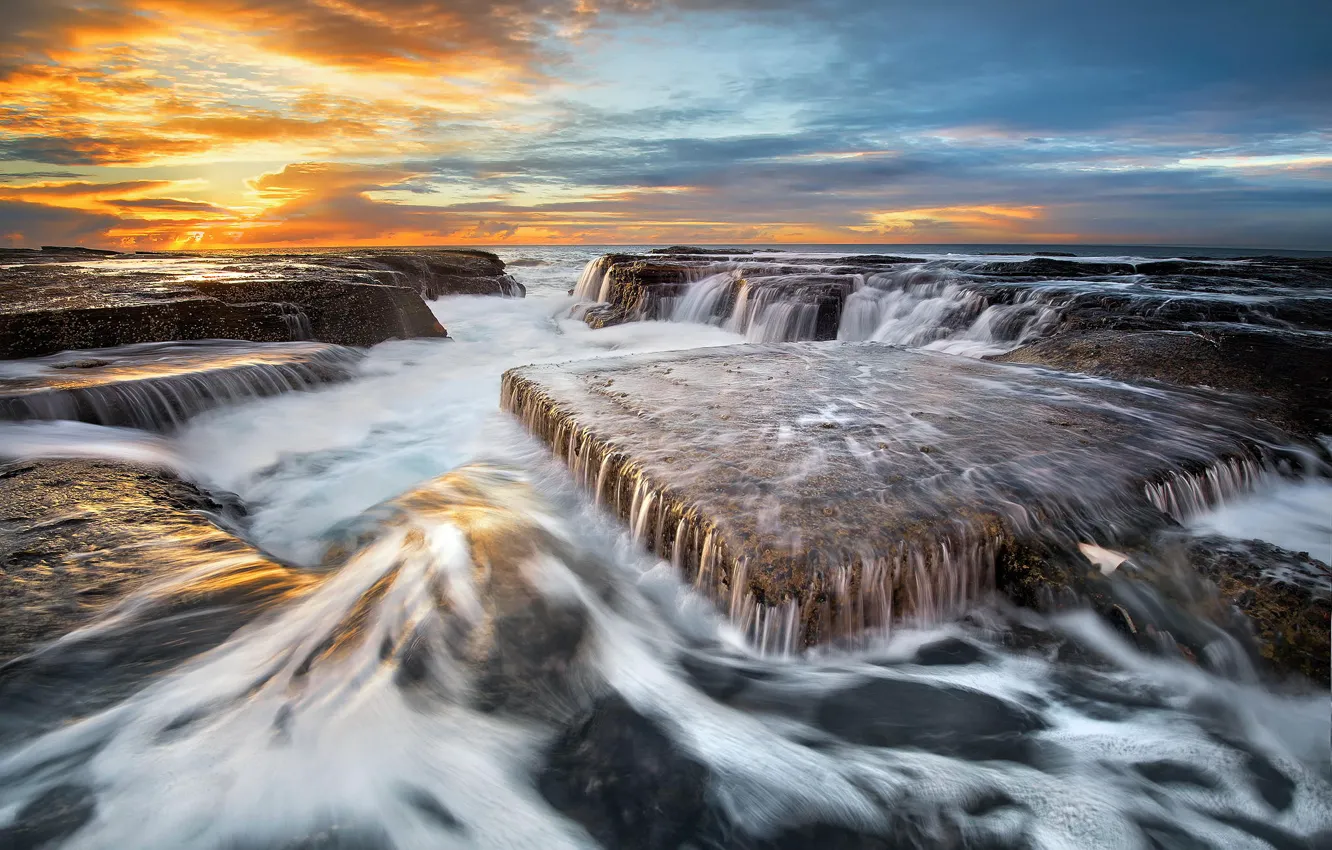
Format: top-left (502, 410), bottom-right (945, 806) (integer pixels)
top-left (502, 342), bottom-right (1309, 656)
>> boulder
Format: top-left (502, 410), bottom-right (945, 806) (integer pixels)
top-left (538, 693), bottom-right (708, 850)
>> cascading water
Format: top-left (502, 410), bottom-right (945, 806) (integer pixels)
top-left (659, 261), bottom-right (1069, 352)
top-left (669, 270), bottom-right (740, 323)
top-left (572, 256), bottom-right (615, 302)
top-left (0, 341), bottom-right (365, 431)
top-left (1, 247), bottom-right (1329, 849)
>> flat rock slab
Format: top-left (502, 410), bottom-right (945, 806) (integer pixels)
top-left (0, 257), bottom-right (449, 357)
top-left (0, 340), bottom-right (364, 430)
top-left (991, 328), bottom-right (1332, 434)
top-left (503, 342), bottom-right (1291, 649)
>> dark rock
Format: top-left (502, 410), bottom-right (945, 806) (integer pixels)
top-left (1133, 817), bottom-right (1213, 850)
top-left (647, 246), bottom-right (755, 256)
top-left (398, 785), bottom-right (465, 832)
top-left (912, 637), bottom-right (990, 666)
top-left (1182, 536), bottom-right (1330, 686)
top-left (0, 783), bottom-right (97, 850)
top-left (1207, 813), bottom-right (1312, 850)
top-left (1132, 761), bottom-right (1219, 790)
top-left (677, 651), bottom-right (773, 701)
top-left (1049, 670), bottom-right (1167, 721)
top-left (965, 258), bottom-right (1137, 277)
top-left (538, 693), bottom-right (708, 850)
top-left (990, 328), bottom-right (1332, 434)
top-left (817, 677), bottom-right (1048, 763)
top-left (1243, 750), bottom-right (1296, 812)
top-left (0, 258), bottom-right (447, 357)
top-left (225, 823), bottom-right (397, 850)
top-left (41, 245), bottom-right (119, 256)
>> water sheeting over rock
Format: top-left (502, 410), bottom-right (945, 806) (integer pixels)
top-left (502, 342), bottom-right (1310, 653)
top-left (0, 458), bottom-right (318, 742)
top-left (569, 252), bottom-right (1332, 365)
top-left (0, 340), bottom-right (365, 430)
top-left (991, 327), bottom-right (1332, 434)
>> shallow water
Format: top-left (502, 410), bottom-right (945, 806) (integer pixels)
top-left (0, 246), bottom-right (1329, 850)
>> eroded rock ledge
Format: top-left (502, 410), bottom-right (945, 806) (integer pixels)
top-left (0, 340), bottom-right (364, 429)
top-left (502, 342), bottom-right (1321, 670)
top-left (0, 248), bottom-right (526, 358)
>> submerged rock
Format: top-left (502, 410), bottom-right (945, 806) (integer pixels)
top-left (319, 463), bottom-right (601, 720)
top-left (0, 783), bottom-right (98, 850)
top-left (0, 340), bottom-right (364, 430)
top-left (502, 342), bottom-right (1296, 651)
top-left (817, 677), bottom-right (1048, 763)
top-left (538, 693), bottom-right (708, 850)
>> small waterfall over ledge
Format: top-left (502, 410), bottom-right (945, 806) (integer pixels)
top-left (0, 341), bottom-right (365, 431)
top-left (652, 261), bottom-right (1065, 352)
top-left (572, 255), bottom-right (616, 302)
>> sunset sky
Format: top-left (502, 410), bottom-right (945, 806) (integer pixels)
top-left (1, 0), bottom-right (1328, 250)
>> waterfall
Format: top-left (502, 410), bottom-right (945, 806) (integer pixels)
top-left (572, 256), bottom-right (614, 302)
top-left (669, 271), bottom-right (740, 323)
top-left (0, 342), bottom-right (364, 431)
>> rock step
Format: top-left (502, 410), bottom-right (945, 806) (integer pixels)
top-left (0, 340), bottom-right (364, 430)
top-left (0, 247), bottom-right (551, 356)
top-left (502, 342), bottom-right (1295, 652)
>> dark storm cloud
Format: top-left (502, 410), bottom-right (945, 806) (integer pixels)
top-left (775, 0), bottom-right (1331, 134)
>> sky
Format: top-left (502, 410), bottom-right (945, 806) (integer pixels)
top-left (0, 0), bottom-right (1329, 250)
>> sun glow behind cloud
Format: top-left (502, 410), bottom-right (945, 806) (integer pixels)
top-left (1, 0), bottom-right (1329, 249)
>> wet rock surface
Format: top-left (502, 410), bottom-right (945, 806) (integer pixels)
top-left (991, 328), bottom-right (1332, 434)
top-left (817, 677), bottom-right (1048, 763)
top-left (1183, 535), bottom-right (1330, 684)
top-left (0, 458), bottom-right (318, 742)
top-left (572, 250), bottom-right (1332, 356)
top-left (0, 340), bottom-right (365, 429)
top-left (299, 248), bottom-right (524, 299)
top-left (0, 249), bottom-right (535, 356)
top-left (0, 783), bottom-right (98, 850)
top-left (502, 342), bottom-right (1299, 651)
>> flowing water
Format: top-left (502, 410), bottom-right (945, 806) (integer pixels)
top-left (0, 246), bottom-right (1329, 850)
